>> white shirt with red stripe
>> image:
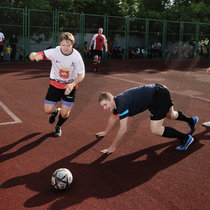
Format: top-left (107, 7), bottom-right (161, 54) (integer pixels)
top-left (92, 34), bottom-right (107, 51)
top-left (0, 32), bottom-right (5, 45)
top-left (43, 46), bottom-right (85, 89)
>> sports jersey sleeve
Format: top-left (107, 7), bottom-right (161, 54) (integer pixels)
top-left (37, 51), bottom-right (49, 60)
top-left (114, 96), bottom-right (129, 120)
top-left (91, 34), bottom-right (97, 41)
top-left (74, 51), bottom-right (85, 75)
top-left (103, 35), bottom-right (107, 43)
top-left (118, 108), bottom-right (129, 120)
top-left (112, 109), bottom-right (119, 117)
top-left (43, 48), bottom-right (55, 60)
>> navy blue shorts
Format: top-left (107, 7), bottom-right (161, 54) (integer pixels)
top-left (149, 84), bottom-right (173, 120)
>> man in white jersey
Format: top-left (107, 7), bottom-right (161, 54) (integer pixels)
top-left (89, 28), bottom-right (108, 72)
top-left (29, 32), bottom-right (85, 137)
top-left (0, 29), bottom-right (5, 61)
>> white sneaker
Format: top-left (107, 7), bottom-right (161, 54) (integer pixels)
top-left (202, 121), bottom-right (210, 127)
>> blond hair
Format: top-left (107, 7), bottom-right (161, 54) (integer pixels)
top-left (98, 92), bottom-right (113, 102)
top-left (59, 32), bottom-right (75, 45)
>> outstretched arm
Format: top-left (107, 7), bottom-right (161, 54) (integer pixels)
top-left (96, 114), bottom-right (118, 137)
top-left (101, 117), bottom-right (128, 154)
top-left (29, 52), bottom-right (44, 62)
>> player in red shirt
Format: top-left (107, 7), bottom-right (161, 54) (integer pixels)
top-left (89, 28), bottom-right (108, 72)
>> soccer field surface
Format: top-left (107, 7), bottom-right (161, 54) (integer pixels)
top-left (0, 60), bottom-right (210, 209)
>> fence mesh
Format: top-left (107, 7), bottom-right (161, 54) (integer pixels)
top-left (0, 6), bottom-right (209, 60)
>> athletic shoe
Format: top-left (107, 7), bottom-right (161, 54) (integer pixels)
top-left (49, 108), bottom-right (61, 124)
top-left (202, 121), bottom-right (210, 127)
top-left (93, 68), bottom-right (96, 72)
top-left (189, 116), bottom-right (199, 134)
top-left (53, 125), bottom-right (62, 137)
top-left (176, 135), bottom-right (194, 151)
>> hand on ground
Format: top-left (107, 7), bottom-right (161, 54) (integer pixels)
top-left (101, 146), bottom-right (116, 154)
top-left (95, 131), bottom-right (106, 137)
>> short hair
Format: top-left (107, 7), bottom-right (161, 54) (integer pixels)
top-left (59, 32), bottom-right (75, 45)
top-left (98, 92), bottom-right (113, 102)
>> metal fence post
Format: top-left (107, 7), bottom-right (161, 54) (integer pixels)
top-left (195, 22), bottom-right (199, 58)
top-left (24, 7), bottom-right (28, 59)
top-left (145, 18), bottom-right (149, 58)
top-left (103, 13), bottom-right (108, 59)
top-left (53, 9), bottom-right (58, 47)
top-left (162, 19), bottom-right (167, 59)
top-left (179, 21), bottom-right (184, 58)
top-left (80, 12), bottom-right (85, 56)
top-left (125, 16), bottom-right (130, 59)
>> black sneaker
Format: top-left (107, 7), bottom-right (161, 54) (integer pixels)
top-left (49, 108), bottom-right (61, 124)
top-left (53, 125), bottom-right (62, 137)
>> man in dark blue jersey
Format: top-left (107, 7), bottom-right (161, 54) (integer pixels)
top-left (96, 84), bottom-right (198, 154)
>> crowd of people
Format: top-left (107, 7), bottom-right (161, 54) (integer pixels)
top-left (0, 27), bottom-right (209, 62)
top-left (0, 29), bottom-right (24, 61)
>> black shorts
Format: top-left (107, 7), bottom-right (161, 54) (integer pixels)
top-left (93, 50), bottom-right (102, 57)
top-left (45, 85), bottom-right (77, 107)
top-left (0, 45), bottom-right (3, 52)
top-left (149, 84), bottom-right (173, 120)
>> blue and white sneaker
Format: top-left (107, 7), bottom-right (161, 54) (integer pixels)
top-left (190, 116), bottom-right (199, 134)
top-left (176, 135), bottom-right (194, 151)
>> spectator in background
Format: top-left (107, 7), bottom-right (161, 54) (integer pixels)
top-left (84, 41), bottom-right (91, 58)
top-left (19, 44), bottom-right (24, 60)
top-left (0, 29), bottom-right (5, 61)
top-left (9, 34), bottom-right (18, 60)
top-left (5, 44), bottom-right (12, 61)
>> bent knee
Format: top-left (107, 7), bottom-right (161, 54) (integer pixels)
top-left (61, 111), bottom-right (70, 119)
top-left (150, 126), bottom-right (163, 136)
top-left (167, 112), bottom-right (177, 120)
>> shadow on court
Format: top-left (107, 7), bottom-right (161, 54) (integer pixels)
top-left (1, 128), bottom-right (207, 209)
top-left (0, 132), bottom-right (53, 163)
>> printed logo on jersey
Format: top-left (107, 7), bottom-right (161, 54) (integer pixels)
top-left (59, 68), bottom-right (69, 79)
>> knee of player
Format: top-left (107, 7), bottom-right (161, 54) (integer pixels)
top-left (150, 125), bottom-right (162, 135)
top-left (44, 109), bottom-right (53, 114)
top-left (61, 112), bottom-right (70, 119)
top-left (167, 112), bottom-right (177, 120)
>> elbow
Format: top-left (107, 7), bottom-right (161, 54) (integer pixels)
top-left (80, 73), bottom-right (85, 81)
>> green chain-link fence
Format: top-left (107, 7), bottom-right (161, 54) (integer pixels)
top-left (0, 6), bottom-right (210, 60)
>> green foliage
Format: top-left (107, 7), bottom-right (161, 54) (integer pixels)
top-left (0, 0), bottom-right (210, 24)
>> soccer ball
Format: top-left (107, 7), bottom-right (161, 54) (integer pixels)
top-left (51, 168), bottom-right (73, 190)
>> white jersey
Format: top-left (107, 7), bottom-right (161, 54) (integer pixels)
top-left (0, 32), bottom-right (5, 43)
top-left (44, 46), bottom-right (85, 84)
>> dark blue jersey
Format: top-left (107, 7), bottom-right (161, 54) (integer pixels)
top-left (113, 84), bottom-right (156, 119)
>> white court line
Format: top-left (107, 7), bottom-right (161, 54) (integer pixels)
top-left (104, 75), bottom-right (144, 85)
top-left (0, 101), bottom-right (22, 125)
top-left (103, 75), bottom-right (210, 103)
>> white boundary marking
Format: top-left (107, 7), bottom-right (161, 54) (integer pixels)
top-left (0, 101), bottom-right (22, 125)
top-left (103, 75), bottom-right (210, 103)
top-left (104, 75), bottom-right (144, 85)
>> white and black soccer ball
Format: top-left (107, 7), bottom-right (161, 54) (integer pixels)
top-left (51, 168), bottom-right (73, 190)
